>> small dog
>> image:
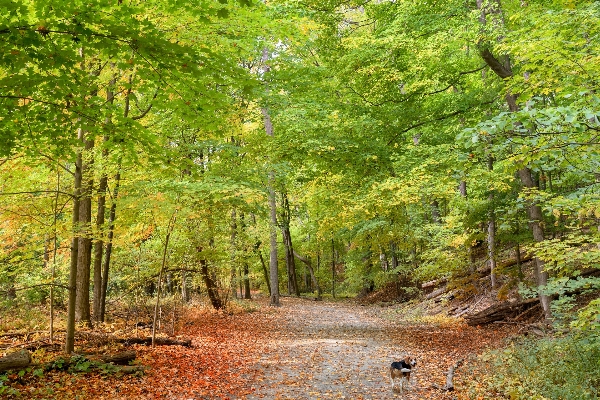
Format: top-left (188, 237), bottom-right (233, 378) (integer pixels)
top-left (390, 356), bottom-right (416, 393)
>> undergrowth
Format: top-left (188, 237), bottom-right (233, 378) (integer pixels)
top-left (467, 333), bottom-right (600, 399)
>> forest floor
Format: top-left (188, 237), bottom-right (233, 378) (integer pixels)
top-left (245, 297), bottom-right (515, 400)
top-left (2, 296), bottom-right (518, 399)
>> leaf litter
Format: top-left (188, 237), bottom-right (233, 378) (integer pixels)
top-left (3, 297), bottom-right (516, 399)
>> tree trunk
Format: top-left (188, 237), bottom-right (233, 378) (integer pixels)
top-left (487, 156), bottom-right (497, 288)
top-left (255, 244), bottom-right (271, 296)
top-left (459, 181), bottom-right (467, 197)
top-left (75, 136), bottom-right (94, 326)
top-left (99, 168), bottom-right (120, 322)
top-left (181, 269), bottom-right (189, 302)
top-left (198, 247), bottom-right (223, 310)
top-left (518, 168), bottom-right (551, 318)
top-left (66, 137), bottom-right (82, 354)
top-left (477, 0), bottom-right (551, 319)
top-left (431, 199), bottom-right (441, 223)
top-left (283, 227), bottom-right (300, 296)
top-left (230, 209), bottom-right (238, 299)
top-left (152, 213), bottom-right (176, 347)
top-left (243, 263), bottom-right (251, 299)
top-left (331, 238), bottom-right (336, 299)
top-left (281, 192), bottom-right (300, 296)
top-left (293, 250), bottom-right (322, 299)
top-left (50, 169), bottom-right (60, 343)
top-left (262, 48), bottom-right (279, 307)
top-left (93, 76), bottom-right (114, 323)
top-left (92, 171), bottom-right (107, 322)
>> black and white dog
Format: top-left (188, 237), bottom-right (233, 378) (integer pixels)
top-left (390, 356), bottom-right (417, 393)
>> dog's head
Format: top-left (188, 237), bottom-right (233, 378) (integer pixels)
top-left (403, 355), bottom-right (417, 368)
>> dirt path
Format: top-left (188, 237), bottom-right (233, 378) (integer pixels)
top-left (247, 297), bottom-right (515, 400)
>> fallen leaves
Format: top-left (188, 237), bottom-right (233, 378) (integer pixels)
top-left (2, 297), bottom-right (517, 399)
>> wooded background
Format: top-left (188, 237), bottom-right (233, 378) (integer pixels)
top-left (1, 0), bottom-right (599, 352)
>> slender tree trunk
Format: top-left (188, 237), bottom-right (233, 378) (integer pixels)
top-left (281, 193), bottom-right (299, 296)
top-left (99, 168), bottom-right (120, 322)
top-left (459, 181), bottom-right (467, 197)
top-left (152, 213), bottom-right (176, 347)
top-left (431, 200), bottom-right (441, 223)
top-left (262, 47), bottom-right (280, 306)
top-left (255, 244), bottom-right (271, 296)
top-left (230, 209), bottom-right (238, 299)
top-left (66, 141), bottom-right (82, 354)
top-left (93, 75), bottom-right (114, 322)
top-left (198, 247), bottom-right (223, 310)
top-left (487, 156), bottom-right (497, 288)
top-left (75, 136), bottom-right (94, 326)
top-left (243, 263), bottom-right (251, 299)
top-left (331, 238), bottom-right (336, 299)
top-left (181, 269), bottom-right (189, 302)
top-left (49, 168), bottom-right (60, 343)
top-left (92, 171), bottom-right (107, 322)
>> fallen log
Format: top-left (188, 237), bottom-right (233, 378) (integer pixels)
top-left (425, 287), bottom-right (447, 300)
top-left (0, 349), bottom-right (145, 375)
top-left (477, 254), bottom-right (534, 276)
top-left (97, 350), bottom-right (137, 365)
top-left (0, 350), bottom-right (31, 372)
top-left (464, 297), bottom-right (540, 326)
top-left (122, 337), bottom-right (191, 347)
top-left (76, 332), bottom-right (192, 347)
top-left (422, 278), bottom-right (447, 289)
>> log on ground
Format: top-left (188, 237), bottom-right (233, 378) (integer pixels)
top-left (97, 350), bottom-right (137, 365)
top-left (122, 337), bottom-right (192, 347)
top-left (464, 297), bottom-right (540, 326)
top-left (0, 350), bottom-right (31, 372)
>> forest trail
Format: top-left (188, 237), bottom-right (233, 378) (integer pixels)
top-left (246, 297), bottom-right (515, 400)
top-left (2, 297), bottom-right (516, 399)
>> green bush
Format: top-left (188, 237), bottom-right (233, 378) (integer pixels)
top-left (469, 333), bottom-right (600, 399)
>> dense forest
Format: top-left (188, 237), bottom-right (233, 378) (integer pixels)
top-left (1, 0), bottom-right (599, 398)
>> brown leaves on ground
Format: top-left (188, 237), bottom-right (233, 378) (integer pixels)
top-left (2, 297), bottom-right (516, 399)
